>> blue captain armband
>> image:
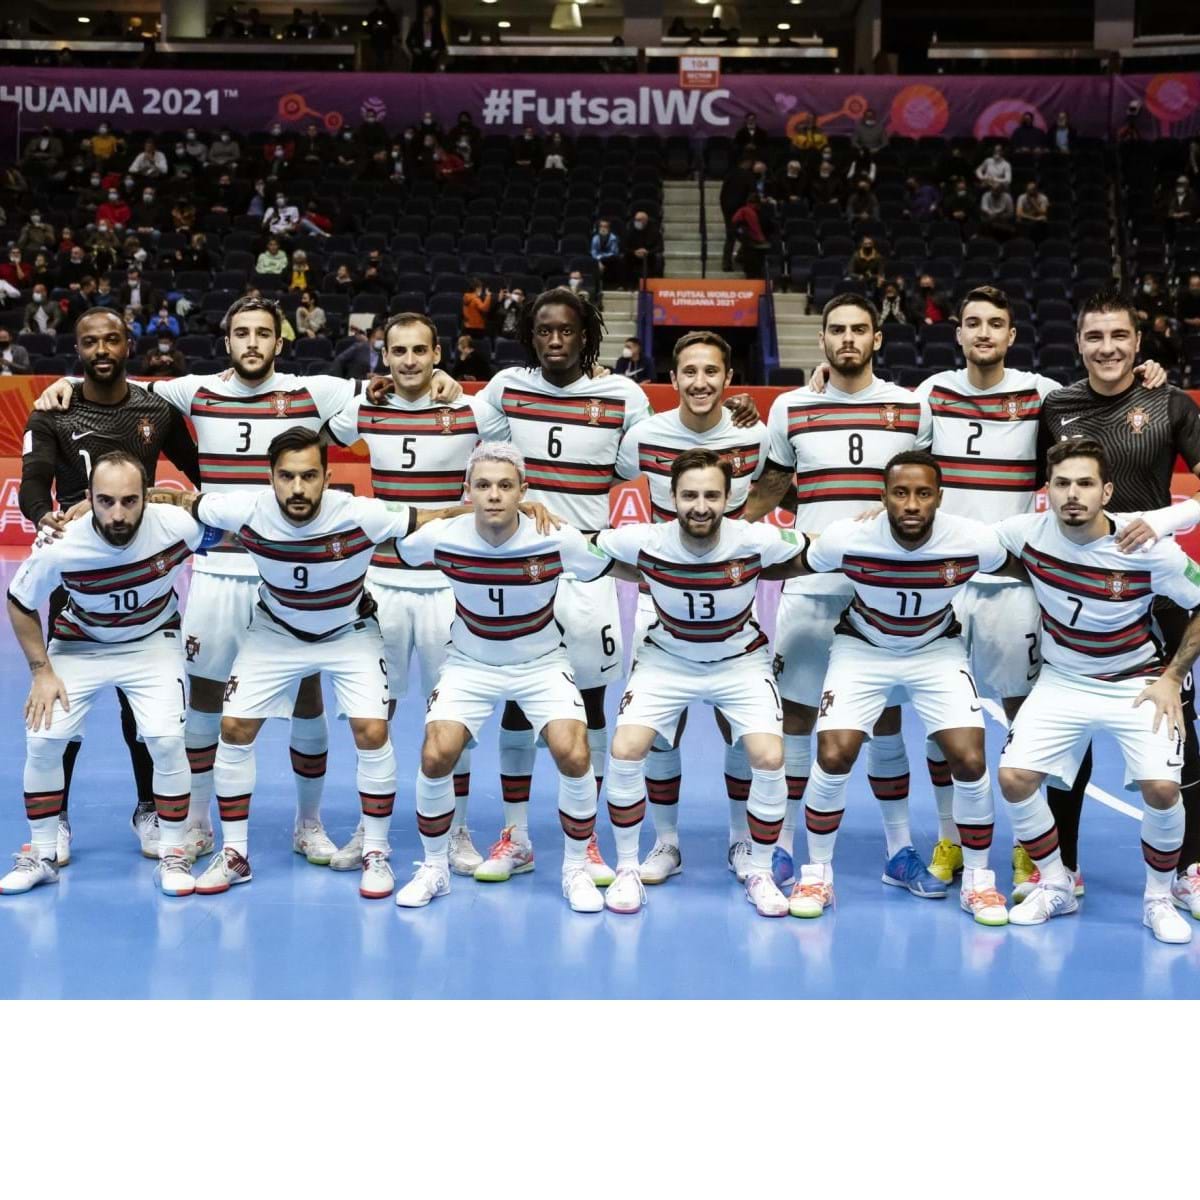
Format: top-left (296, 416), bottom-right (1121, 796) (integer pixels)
top-left (195, 524), bottom-right (224, 555)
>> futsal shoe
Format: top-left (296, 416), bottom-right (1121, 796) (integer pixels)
top-left (473, 826), bottom-right (534, 882)
top-left (359, 850), bottom-right (395, 899)
top-left (789, 863), bottom-right (833, 918)
top-left (585, 834), bottom-right (616, 886)
top-left (959, 868), bottom-right (1008, 927)
top-left (727, 838), bottom-right (752, 882)
top-left (195, 846), bottom-right (253, 895)
top-left (1171, 864), bottom-right (1200, 919)
top-left (156, 851), bottom-right (196, 898)
top-left (1011, 845), bottom-right (1037, 902)
top-left (771, 845), bottom-right (795, 890)
top-left (882, 846), bottom-right (947, 898)
top-left (745, 870), bottom-right (788, 917)
top-left (605, 867), bottom-right (646, 914)
top-left (639, 839), bottom-right (682, 885)
top-left (0, 846), bottom-right (59, 895)
top-left (293, 820), bottom-right (336, 866)
top-left (448, 826), bottom-right (483, 876)
top-left (562, 866), bottom-right (604, 913)
top-left (1144, 895), bottom-right (1193, 944)
top-left (330, 823), bottom-right (364, 871)
top-left (1008, 881), bottom-right (1077, 926)
top-left (182, 822), bottom-right (214, 863)
top-left (395, 861), bottom-right (450, 908)
top-left (131, 808), bottom-right (160, 859)
top-left (929, 839), bottom-right (963, 883)
top-left (1017, 862), bottom-right (1086, 900)
top-left (55, 815), bottom-right (71, 868)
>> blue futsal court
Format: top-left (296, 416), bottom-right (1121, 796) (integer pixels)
top-left (1, 554), bottom-right (1197, 1001)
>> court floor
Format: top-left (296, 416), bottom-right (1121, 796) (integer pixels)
top-left (1, 559), bottom-right (1197, 1000)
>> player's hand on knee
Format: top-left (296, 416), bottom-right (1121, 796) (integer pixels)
top-left (34, 378), bottom-right (74, 411)
top-left (429, 369), bottom-right (463, 403)
top-left (25, 670), bottom-right (68, 732)
top-left (1133, 676), bottom-right (1183, 737)
top-left (723, 392), bottom-right (759, 428)
top-left (1133, 359), bottom-right (1167, 390)
top-left (519, 501), bottom-right (563, 533)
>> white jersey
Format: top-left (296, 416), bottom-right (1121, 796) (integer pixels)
top-left (805, 511), bottom-right (1008, 653)
top-left (195, 488), bottom-right (416, 639)
top-left (598, 519), bottom-right (805, 663)
top-left (996, 511), bottom-right (1200, 680)
top-left (150, 370), bottom-right (358, 577)
top-left (615, 407), bottom-right (769, 522)
top-left (766, 377), bottom-right (931, 594)
top-left (8, 505), bottom-right (203, 645)
top-left (325, 389), bottom-right (483, 589)
top-left (399, 512), bottom-right (613, 666)
top-left (474, 367), bottom-right (652, 532)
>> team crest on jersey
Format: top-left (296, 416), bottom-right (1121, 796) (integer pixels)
top-left (881, 403), bottom-right (899, 429)
top-left (941, 560), bottom-right (961, 584)
top-left (1125, 406), bottom-right (1150, 435)
top-left (819, 689), bottom-right (835, 716)
top-left (154, 555), bottom-right (168, 575)
top-left (185, 635), bottom-right (200, 662)
top-left (728, 451), bottom-right (744, 472)
top-left (525, 556), bottom-right (545, 581)
top-left (1004, 399), bottom-right (1020, 420)
top-left (329, 537), bottom-right (345, 559)
top-left (270, 392), bottom-right (289, 417)
top-left (725, 559), bottom-right (745, 584)
top-left (438, 407), bottom-right (455, 434)
top-left (1107, 571), bottom-right (1128, 598)
top-left (586, 399), bottom-right (603, 426)
top-left (138, 419), bottom-right (155, 444)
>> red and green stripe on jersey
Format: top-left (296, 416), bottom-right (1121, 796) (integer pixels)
top-left (842, 553), bottom-right (981, 590)
top-left (524, 456), bottom-right (615, 497)
top-left (454, 596), bottom-right (557, 641)
top-left (357, 406), bottom-right (478, 439)
top-left (848, 594), bottom-right (953, 639)
top-left (637, 440), bottom-right (761, 479)
top-left (434, 549), bottom-right (564, 587)
top-left (52, 591), bottom-right (177, 640)
top-left (199, 452), bottom-right (270, 487)
top-left (928, 386), bottom-right (1042, 423)
top-left (190, 387), bottom-right (322, 421)
top-left (370, 467), bottom-right (466, 504)
top-left (1022, 545), bottom-right (1152, 602)
top-left (795, 467), bottom-right (885, 505)
top-left (654, 599), bottom-right (758, 644)
top-left (60, 540), bottom-right (191, 595)
top-left (263, 573), bottom-right (368, 612)
top-left (370, 541), bottom-right (439, 574)
top-left (637, 551), bottom-right (763, 591)
top-left (937, 454), bottom-right (1036, 494)
top-left (787, 401), bottom-right (921, 437)
top-left (501, 386), bottom-right (625, 430)
top-left (1040, 606), bottom-right (1155, 660)
top-left (237, 525), bottom-right (374, 564)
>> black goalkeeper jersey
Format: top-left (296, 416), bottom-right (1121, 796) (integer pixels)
top-left (1038, 380), bottom-right (1200, 512)
top-left (19, 380), bottom-right (201, 526)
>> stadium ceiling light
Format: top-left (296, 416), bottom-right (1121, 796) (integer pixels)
top-left (480, 0), bottom-right (498, 5)
top-left (550, 2), bottom-right (582, 29)
top-left (77, 15), bottom-right (90, 21)
top-left (497, 19), bottom-right (512, 27)
top-left (777, 22), bottom-right (790, 29)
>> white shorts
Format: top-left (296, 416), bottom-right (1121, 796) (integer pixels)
top-left (426, 648), bottom-right (585, 742)
top-left (372, 582), bottom-right (454, 698)
top-left (30, 627), bottom-right (188, 744)
top-left (182, 572), bottom-right (257, 683)
top-left (1000, 663), bottom-right (1182, 793)
top-left (556, 575), bottom-right (623, 689)
top-left (955, 580), bottom-right (1041, 701)
top-left (773, 586), bottom-right (853, 706)
top-left (615, 645), bottom-right (784, 744)
top-left (815, 634), bottom-right (984, 737)
top-left (631, 590), bottom-right (655, 660)
top-left (222, 610), bottom-right (389, 721)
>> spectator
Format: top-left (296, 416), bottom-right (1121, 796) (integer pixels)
top-left (94, 274), bottom-right (120, 310)
top-left (453, 334), bottom-right (493, 382)
top-left (1010, 112), bottom-right (1047, 157)
top-left (808, 160), bottom-right (843, 207)
top-left (566, 269), bottom-right (591, 303)
top-left (0, 327), bottom-right (32, 374)
top-left (208, 173), bottom-right (243, 217)
top-left (847, 236), bottom-right (885, 284)
top-left (362, 249), bottom-right (396, 292)
top-left (29, 251), bottom-right (54, 290)
top-left (309, 8), bottom-right (334, 38)
top-left (543, 132), bottom-right (569, 172)
top-left (980, 180), bottom-right (1015, 238)
top-left (177, 231), bottom-right (212, 273)
top-left (432, 144), bottom-right (467, 185)
top-left (263, 122), bottom-right (295, 165)
top-left (513, 127), bottom-right (543, 169)
top-left (302, 198), bottom-right (333, 236)
top-left (1118, 99), bottom-right (1144, 143)
top-left (256, 237), bottom-right (288, 276)
top-left (288, 250), bottom-right (311, 293)
top-left (245, 6), bottom-right (272, 36)
top-left (120, 266), bottom-right (150, 314)
top-left (462, 277), bottom-right (493, 334)
top-left (122, 305), bottom-right (144, 339)
top-left (1188, 138), bottom-right (1200, 184)
top-left (625, 209), bottom-right (664, 281)
top-left (129, 186), bottom-right (164, 238)
top-left (720, 154), bottom-right (757, 271)
top-left (907, 273), bottom-right (951, 325)
top-left (851, 108), bottom-right (888, 155)
top-left (296, 123), bottom-right (328, 164)
top-left (591, 218), bottom-right (621, 283)
top-left (406, 3), bottom-right (446, 71)
top-left (730, 193), bottom-right (770, 278)
top-left (789, 113), bottom-right (828, 158)
top-left (246, 179), bottom-right (268, 219)
top-left (845, 147), bottom-right (877, 185)
top-left (1142, 313), bottom-right (1181, 371)
top-left (614, 336), bottom-right (648, 383)
top-left (96, 186), bottom-right (131, 230)
top-left (65, 275), bottom-right (101, 331)
top-left (328, 263), bottom-right (356, 294)
top-left (1176, 272), bottom-right (1200, 331)
top-left (208, 129), bottom-right (241, 170)
top-left (360, 148), bottom-right (393, 184)
top-left (1015, 180), bottom-right (1050, 234)
top-left (451, 111), bottom-right (482, 158)
top-left (1052, 111), bottom-right (1075, 155)
top-left (263, 191), bottom-right (301, 238)
top-left (771, 158), bottom-right (806, 208)
top-left (296, 290), bottom-right (327, 337)
top-left (180, 127), bottom-right (207, 168)
top-left (146, 302), bottom-right (181, 338)
top-left (18, 210), bottom-right (56, 256)
top-left (495, 286), bottom-right (525, 338)
top-left (143, 330), bottom-right (187, 377)
top-left (57, 245), bottom-right (94, 288)
top-left (945, 175), bottom-right (975, 229)
top-left (365, 0), bottom-right (399, 70)
top-left (975, 144), bottom-right (1011, 190)
top-left (170, 196), bottom-right (196, 234)
top-left (88, 224), bottom-right (120, 275)
top-left (734, 113), bottom-right (767, 157)
top-left (129, 138), bottom-right (168, 179)
top-left (878, 278), bottom-right (909, 326)
top-left (284, 7), bottom-right (309, 38)
top-left (85, 121), bottom-right (123, 166)
top-left (23, 286), bottom-right (61, 334)
top-left (356, 263), bottom-right (389, 297)
top-left (333, 323), bottom-right (386, 379)
top-left (1163, 175), bottom-right (1197, 232)
top-left (904, 175), bottom-right (941, 222)
top-left (846, 177), bottom-right (880, 224)
top-left (279, 309), bottom-right (297, 343)
top-left (1136, 273), bottom-right (1171, 324)
top-left (22, 127), bottom-right (63, 178)
top-left (355, 109), bottom-right (389, 158)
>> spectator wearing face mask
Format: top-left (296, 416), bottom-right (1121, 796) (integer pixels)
top-left (333, 323), bottom-right (387, 379)
top-left (1010, 111), bottom-right (1047, 157)
top-left (263, 192), bottom-right (301, 237)
top-left (85, 122), bottom-right (124, 166)
top-left (614, 336), bottom-right (648, 383)
top-left (906, 273), bottom-right (951, 325)
top-left (851, 108), bottom-right (888, 155)
top-left (734, 113), bottom-right (767, 157)
top-left (565, 270), bottom-right (592, 303)
top-left (878, 279), bottom-right (909, 326)
top-left (497, 287), bottom-right (525, 339)
top-left (96, 187), bottom-right (131, 230)
top-left (302, 199), bottom-right (333, 236)
top-left (1135, 273), bottom-right (1171, 325)
top-left (847, 236), bottom-right (884, 284)
top-left (263, 124), bottom-right (295, 165)
top-left (846, 176), bottom-right (880, 223)
top-left (56, 245), bottom-right (95, 288)
top-left (327, 264), bottom-right (356, 294)
top-left (513, 127), bottom-right (543, 170)
top-left (130, 186), bottom-right (165, 238)
top-left (288, 249), bottom-right (311, 293)
top-left (625, 210), bottom-right (663, 281)
top-left (182, 128), bottom-right (208, 166)
top-left (335, 130), bottom-right (362, 172)
top-left (22, 127), bottom-right (63, 179)
top-left (543, 133), bottom-right (569, 173)
top-left (18, 211), bottom-right (56, 256)
top-left (591, 219), bottom-right (622, 287)
top-left (807, 160), bottom-right (843, 207)
top-left (208, 129), bottom-right (241, 170)
top-left (24, 286), bottom-right (62, 334)
top-left (29, 251), bottom-right (54, 291)
top-left (432, 143), bottom-right (467, 185)
top-left (129, 138), bottom-right (168, 178)
top-left (247, 179), bottom-right (268, 219)
top-left (120, 267), bottom-right (149, 314)
top-left (146, 302), bottom-right (181, 339)
top-left (1176, 272), bottom-right (1200, 332)
top-left (462, 277), bottom-right (493, 333)
top-left (0, 328), bottom-right (31, 374)
top-left (143, 330), bottom-right (187, 377)
top-left (296, 290), bottom-right (327, 337)
top-left (171, 197), bottom-right (197, 233)
top-left (1163, 175), bottom-right (1197, 232)
top-left (93, 274), bottom-right (120, 310)
top-left (453, 333), bottom-right (493, 382)
top-left (89, 223), bottom-right (119, 275)
top-left (121, 305), bottom-right (144, 339)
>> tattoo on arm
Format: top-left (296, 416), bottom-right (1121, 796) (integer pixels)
top-left (1167, 612), bottom-right (1200, 684)
top-left (745, 465), bottom-right (793, 522)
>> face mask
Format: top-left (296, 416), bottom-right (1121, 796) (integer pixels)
top-left (108, 192), bottom-right (119, 202)
top-left (274, 147), bottom-right (285, 158)
top-left (158, 342), bottom-right (171, 353)
top-left (372, 338), bottom-right (384, 351)
top-left (175, 148), bottom-right (186, 157)
top-left (221, 133), bottom-right (230, 142)
top-left (144, 194), bottom-right (154, 203)
top-left (634, 221), bottom-right (646, 230)
top-left (123, 177), bottom-right (134, 188)
top-left (1144, 283), bottom-right (1154, 293)
top-left (186, 131), bottom-right (196, 141)
top-left (98, 126), bottom-right (109, 135)
top-left (343, 132), bottom-right (353, 142)
top-left (33, 293), bottom-right (45, 303)
top-left (98, 223), bottom-right (109, 233)
top-left (270, 126), bottom-right (282, 137)
top-left (569, 279), bottom-right (582, 289)
top-left (621, 348), bottom-right (633, 359)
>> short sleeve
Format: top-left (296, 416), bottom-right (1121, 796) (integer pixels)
top-left (994, 513), bottom-right (1039, 558)
top-left (765, 395), bottom-right (796, 470)
top-left (1150, 540), bottom-right (1200, 612)
top-left (324, 396), bottom-right (362, 448)
top-left (752, 523), bottom-right (808, 568)
top-left (397, 518), bottom-right (444, 567)
top-left (804, 518), bottom-right (852, 574)
top-left (621, 383), bottom-right (652, 432)
top-left (304, 374), bottom-right (360, 421)
top-left (971, 522), bottom-right (1009, 574)
top-left (614, 425), bottom-right (641, 481)
top-left (595, 524), bottom-right (648, 565)
top-left (351, 495), bottom-right (416, 543)
top-left (1169, 391), bottom-right (1200, 473)
top-left (196, 490), bottom-right (259, 532)
top-left (147, 375), bottom-right (199, 415)
top-left (914, 394), bottom-right (933, 450)
top-left (7, 541), bottom-right (63, 612)
top-left (750, 426), bottom-right (770, 481)
top-left (559, 525), bottom-right (613, 582)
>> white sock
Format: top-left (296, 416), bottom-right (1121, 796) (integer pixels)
top-left (867, 732), bottom-right (911, 858)
top-left (1007, 791), bottom-right (1069, 888)
top-left (1142, 799), bottom-right (1184, 898)
top-left (724, 738), bottom-right (752, 842)
top-left (605, 755), bottom-right (646, 869)
top-left (645, 742), bottom-right (682, 845)
top-left (781, 733), bottom-right (811, 856)
top-left (952, 770), bottom-right (995, 871)
top-left (145, 733), bottom-right (190, 854)
top-left (289, 714), bottom-right (328, 826)
top-left (451, 747), bottom-right (471, 829)
top-left (587, 726), bottom-right (608, 791)
top-left (356, 742), bottom-right (396, 855)
top-left (747, 764), bottom-right (787, 873)
top-left (214, 738), bottom-right (255, 856)
top-left (926, 739), bottom-right (957, 843)
top-left (185, 708), bottom-right (221, 828)
top-left (804, 762), bottom-right (849, 865)
top-left (23, 738), bottom-right (65, 860)
top-left (416, 770), bottom-right (455, 867)
top-left (558, 769), bottom-right (596, 867)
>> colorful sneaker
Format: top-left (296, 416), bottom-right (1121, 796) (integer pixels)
top-left (1171, 863), bottom-right (1200, 919)
top-left (1018, 862), bottom-right (1085, 901)
top-left (882, 846), bottom-right (947, 899)
top-left (195, 846), bottom-right (252, 895)
top-left (293, 820), bottom-right (336, 866)
top-left (562, 866), bottom-right (604, 913)
top-left (0, 846), bottom-right (59, 895)
top-left (746, 870), bottom-right (788, 917)
top-left (1008, 881), bottom-right (1077, 926)
top-left (585, 834), bottom-right (615, 887)
top-left (182, 823), bottom-right (214, 864)
top-left (605, 866), bottom-right (646, 914)
top-left (395, 861), bottom-right (450, 908)
top-left (156, 851), bottom-right (196, 898)
top-left (727, 839), bottom-right (752, 882)
top-left (473, 827), bottom-right (534, 882)
top-left (771, 845), bottom-right (795, 890)
top-left (1144, 894), bottom-right (1193, 944)
top-left (359, 850), bottom-right (395, 899)
top-left (132, 808), bottom-right (160, 860)
top-left (639, 839), bottom-right (682, 885)
top-left (959, 868), bottom-right (1008, 927)
top-left (789, 863), bottom-right (833, 918)
top-left (929, 839), bottom-right (963, 883)
top-left (1011, 844), bottom-right (1037, 902)
top-left (55, 815), bottom-right (71, 868)
top-left (330, 823), bottom-right (364, 872)
top-left (448, 827), bottom-right (483, 877)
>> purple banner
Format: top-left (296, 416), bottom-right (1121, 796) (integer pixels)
top-left (1, 67), bottom-right (1197, 141)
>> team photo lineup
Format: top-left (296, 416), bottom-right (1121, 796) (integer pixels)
top-left (8, 277), bottom-right (1200, 951)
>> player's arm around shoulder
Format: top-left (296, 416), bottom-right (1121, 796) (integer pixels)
top-left (591, 525), bottom-right (644, 582)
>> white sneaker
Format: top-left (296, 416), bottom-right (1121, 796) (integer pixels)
top-left (195, 846), bottom-right (252, 895)
top-left (745, 870), bottom-right (788, 917)
top-left (131, 809), bottom-right (159, 859)
top-left (585, 834), bottom-right (615, 886)
top-left (1171, 863), bottom-right (1200, 919)
top-left (605, 866), bottom-right (646, 914)
top-left (789, 863), bottom-right (834, 918)
top-left (960, 868), bottom-right (1008, 927)
top-left (474, 826), bottom-right (534, 882)
top-left (639, 839), bottom-right (682, 885)
top-left (330, 823), bottom-right (364, 872)
top-left (156, 851), bottom-right (196, 897)
top-left (448, 826), bottom-right (483, 876)
top-left (1008, 881), bottom-right (1078, 926)
top-left (727, 838), bottom-right (752, 882)
top-left (0, 846), bottom-right (59, 895)
top-left (1144, 894), bottom-right (1193, 944)
top-left (55, 816), bottom-right (71, 867)
top-left (395, 861), bottom-right (450, 908)
top-left (293, 820), bottom-right (336, 866)
top-left (562, 865), bottom-right (604, 913)
top-left (359, 850), bottom-right (395, 899)
top-left (182, 822), bottom-right (214, 863)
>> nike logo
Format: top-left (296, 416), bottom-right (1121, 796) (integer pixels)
top-left (71, 430), bottom-right (95, 441)
top-left (1167, 759), bottom-right (1183, 769)
top-left (1060, 415), bottom-right (1086, 426)
top-left (600, 662), bottom-right (619, 672)
top-left (970, 703), bottom-right (982, 713)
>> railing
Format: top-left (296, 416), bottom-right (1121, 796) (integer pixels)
top-left (756, 283), bottom-right (780, 386)
top-left (635, 281), bottom-right (654, 381)
top-left (698, 166), bottom-right (708, 281)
